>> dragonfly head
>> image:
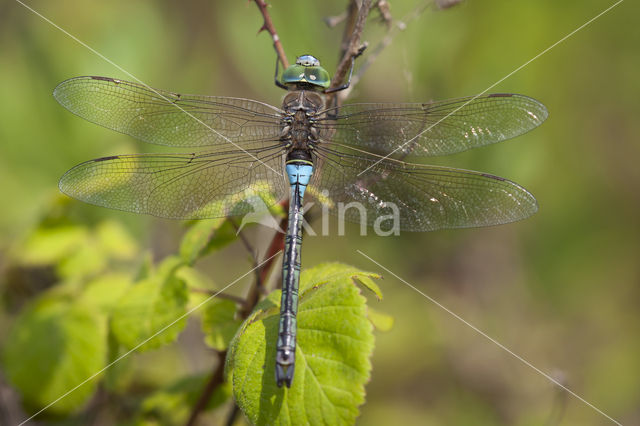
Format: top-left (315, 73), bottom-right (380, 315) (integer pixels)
top-left (281, 54), bottom-right (331, 91)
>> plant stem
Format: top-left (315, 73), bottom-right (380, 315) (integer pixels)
top-left (185, 352), bottom-right (227, 426)
top-left (229, 219), bottom-right (262, 290)
top-left (327, 0), bottom-right (372, 106)
top-left (225, 404), bottom-right (240, 426)
top-left (239, 209), bottom-right (287, 318)
top-left (253, 0), bottom-right (289, 68)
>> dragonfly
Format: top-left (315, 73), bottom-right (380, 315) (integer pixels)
top-left (54, 54), bottom-right (547, 388)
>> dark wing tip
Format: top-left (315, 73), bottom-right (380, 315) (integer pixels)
top-left (93, 155), bottom-right (120, 162)
top-left (481, 172), bottom-right (506, 181)
top-left (89, 76), bottom-right (116, 82)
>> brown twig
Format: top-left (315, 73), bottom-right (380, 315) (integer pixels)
top-left (337, 0), bottom-right (360, 61)
top-left (238, 204), bottom-right (287, 319)
top-left (373, 0), bottom-right (393, 29)
top-left (185, 353), bottom-right (227, 426)
top-left (229, 219), bottom-right (262, 290)
top-left (324, 10), bottom-right (348, 28)
top-left (327, 0), bottom-right (372, 106)
top-left (259, 206), bottom-right (288, 288)
top-left (253, 0), bottom-right (289, 68)
top-left (225, 404), bottom-right (240, 426)
top-left (262, 228), bottom-right (286, 293)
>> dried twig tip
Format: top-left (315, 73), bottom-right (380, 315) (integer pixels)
top-left (375, 0), bottom-right (393, 28)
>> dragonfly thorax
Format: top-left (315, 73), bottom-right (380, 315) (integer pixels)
top-left (281, 90), bottom-right (324, 154)
top-left (282, 90), bottom-right (325, 113)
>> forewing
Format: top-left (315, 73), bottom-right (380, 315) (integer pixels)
top-left (309, 146), bottom-right (537, 232)
top-left (59, 148), bottom-right (287, 219)
top-left (316, 94), bottom-right (547, 157)
top-left (53, 76), bottom-right (283, 149)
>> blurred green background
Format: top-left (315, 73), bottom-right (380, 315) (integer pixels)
top-left (1, 0), bottom-right (639, 424)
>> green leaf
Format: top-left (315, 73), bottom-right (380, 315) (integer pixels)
top-left (176, 266), bottom-right (241, 350)
top-left (78, 273), bottom-right (132, 314)
top-left (14, 221), bottom-right (138, 280)
top-left (95, 220), bottom-right (138, 260)
top-left (102, 329), bottom-right (134, 393)
top-left (201, 299), bottom-right (241, 351)
top-left (367, 307), bottom-right (394, 332)
top-left (56, 243), bottom-right (107, 279)
top-left (111, 256), bottom-right (189, 352)
top-left (176, 264), bottom-right (211, 291)
top-left (137, 374), bottom-right (231, 424)
top-left (201, 220), bottom-right (239, 254)
top-left (59, 220), bottom-right (137, 279)
top-left (177, 266), bottom-right (213, 311)
top-left (2, 295), bottom-right (107, 414)
top-left (179, 218), bottom-right (236, 265)
top-left (135, 251), bottom-right (155, 281)
top-left (16, 225), bottom-right (89, 265)
top-left (226, 263), bottom-right (378, 426)
top-left (300, 262), bottom-right (383, 300)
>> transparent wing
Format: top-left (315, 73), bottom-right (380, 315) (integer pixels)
top-left (309, 145), bottom-right (537, 232)
top-left (315, 94), bottom-right (547, 157)
top-left (53, 76), bottom-right (284, 149)
top-left (59, 147), bottom-right (287, 219)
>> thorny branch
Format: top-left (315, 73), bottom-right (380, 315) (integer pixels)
top-left (327, 0), bottom-right (372, 106)
top-left (253, 0), bottom-right (289, 68)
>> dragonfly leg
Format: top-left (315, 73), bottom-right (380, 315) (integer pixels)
top-left (274, 56), bottom-right (288, 91)
top-left (326, 95), bottom-right (339, 120)
top-left (323, 44), bottom-right (366, 94)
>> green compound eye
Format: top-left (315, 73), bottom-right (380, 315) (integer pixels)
top-left (281, 55), bottom-right (331, 89)
top-left (303, 66), bottom-right (330, 88)
top-left (281, 64), bottom-right (306, 85)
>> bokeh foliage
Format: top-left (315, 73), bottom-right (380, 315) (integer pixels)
top-left (1, 0), bottom-right (639, 425)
